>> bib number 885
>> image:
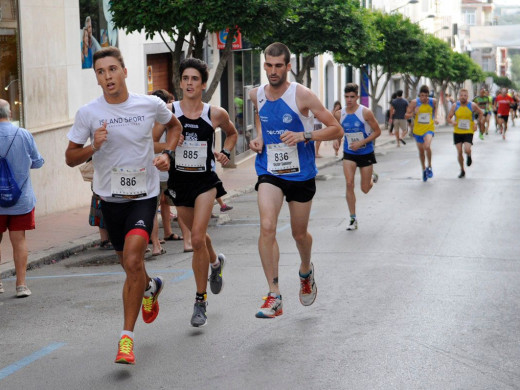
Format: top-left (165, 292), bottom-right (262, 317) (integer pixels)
top-left (120, 177), bottom-right (137, 186)
top-left (274, 152), bottom-right (289, 162)
top-left (183, 150), bottom-right (199, 159)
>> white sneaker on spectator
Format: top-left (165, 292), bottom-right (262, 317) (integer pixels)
top-left (16, 285), bottom-right (31, 298)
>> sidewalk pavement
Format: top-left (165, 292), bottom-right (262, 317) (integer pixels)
top-left (0, 131), bottom-right (399, 278)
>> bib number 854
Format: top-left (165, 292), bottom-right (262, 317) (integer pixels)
top-left (120, 177), bottom-right (137, 186)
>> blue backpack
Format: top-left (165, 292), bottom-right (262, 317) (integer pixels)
top-left (0, 128), bottom-right (25, 208)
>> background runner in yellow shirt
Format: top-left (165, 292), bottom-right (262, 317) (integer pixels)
top-left (405, 85), bottom-right (438, 182)
top-left (448, 88), bottom-right (483, 178)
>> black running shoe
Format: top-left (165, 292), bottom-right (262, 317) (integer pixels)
top-left (458, 171), bottom-right (465, 178)
top-left (466, 155), bottom-right (472, 167)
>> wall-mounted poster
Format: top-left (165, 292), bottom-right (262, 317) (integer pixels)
top-left (80, 0), bottom-right (118, 69)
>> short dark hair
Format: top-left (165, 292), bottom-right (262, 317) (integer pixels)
top-left (264, 42), bottom-right (291, 65)
top-left (344, 83), bottom-right (359, 95)
top-left (180, 58), bottom-right (209, 84)
top-left (396, 90), bottom-right (403, 97)
top-left (93, 46), bottom-right (125, 69)
top-left (151, 89), bottom-right (173, 103)
top-left (419, 85), bottom-right (429, 95)
top-left (152, 89), bottom-right (173, 103)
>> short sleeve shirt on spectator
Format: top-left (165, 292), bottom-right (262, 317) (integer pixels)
top-left (391, 98), bottom-right (409, 120)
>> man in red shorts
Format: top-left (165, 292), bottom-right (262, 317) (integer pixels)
top-left (494, 88), bottom-right (514, 140)
top-left (0, 99), bottom-right (45, 297)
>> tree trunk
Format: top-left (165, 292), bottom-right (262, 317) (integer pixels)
top-left (203, 27), bottom-right (237, 103)
top-left (364, 66), bottom-right (391, 113)
top-left (302, 55), bottom-right (314, 87)
top-left (191, 26), bottom-right (207, 60)
top-left (160, 31), bottom-right (186, 101)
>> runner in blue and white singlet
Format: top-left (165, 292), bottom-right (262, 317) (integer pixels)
top-left (249, 42), bottom-right (343, 319)
top-left (334, 83), bottom-right (381, 232)
top-left (255, 82), bottom-right (317, 181)
top-left (340, 105), bottom-right (374, 156)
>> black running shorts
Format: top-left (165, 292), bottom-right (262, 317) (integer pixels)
top-left (453, 133), bottom-right (473, 145)
top-left (100, 197), bottom-right (157, 252)
top-left (255, 174), bottom-right (316, 203)
top-left (498, 114), bottom-right (509, 123)
top-left (343, 152), bottom-right (377, 168)
top-left (167, 171), bottom-right (226, 208)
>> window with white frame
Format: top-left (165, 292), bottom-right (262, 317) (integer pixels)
top-left (464, 10), bottom-right (476, 26)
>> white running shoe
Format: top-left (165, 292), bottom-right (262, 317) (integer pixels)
top-left (346, 218), bottom-right (358, 231)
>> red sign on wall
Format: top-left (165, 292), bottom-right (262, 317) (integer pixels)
top-left (217, 29), bottom-right (242, 50)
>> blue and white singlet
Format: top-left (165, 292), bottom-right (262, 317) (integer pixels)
top-left (255, 82), bottom-right (317, 181)
top-left (340, 105), bottom-right (374, 155)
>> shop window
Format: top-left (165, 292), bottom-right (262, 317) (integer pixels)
top-left (0, 0), bottom-right (23, 126)
top-left (79, 0), bottom-right (118, 69)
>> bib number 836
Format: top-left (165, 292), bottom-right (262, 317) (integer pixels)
top-left (120, 177), bottom-right (137, 186)
top-left (274, 152), bottom-right (289, 162)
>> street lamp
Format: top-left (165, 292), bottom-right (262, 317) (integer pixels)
top-left (391, 0), bottom-right (419, 13)
top-left (434, 26), bottom-right (449, 34)
top-left (4, 79), bottom-right (19, 91)
top-left (417, 14), bottom-right (435, 23)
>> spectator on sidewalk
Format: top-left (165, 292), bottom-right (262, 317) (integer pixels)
top-left (390, 90), bottom-right (409, 147)
top-left (0, 99), bottom-right (45, 297)
top-left (89, 191), bottom-right (113, 250)
top-left (216, 197), bottom-right (233, 212)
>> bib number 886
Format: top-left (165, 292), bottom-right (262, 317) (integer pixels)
top-left (120, 177), bottom-right (137, 186)
top-left (274, 152), bottom-right (289, 162)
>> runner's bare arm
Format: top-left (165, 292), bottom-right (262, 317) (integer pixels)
top-left (332, 109), bottom-right (343, 151)
top-left (65, 122), bottom-right (107, 167)
top-left (362, 108), bottom-right (382, 143)
top-left (473, 103), bottom-right (484, 125)
top-left (405, 100), bottom-right (416, 119)
top-left (447, 104), bottom-right (456, 126)
top-left (152, 121), bottom-right (167, 153)
top-left (152, 102), bottom-right (174, 152)
top-left (153, 114), bottom-right (182, 171)
top-left (281, 85), bottom-right (342, 146)
top-left (433, 98), bottom-right (440, 125)
top-left (212, 106), bottom-right (238, 165)
top-left (249, 88), bottom-right (264, 153)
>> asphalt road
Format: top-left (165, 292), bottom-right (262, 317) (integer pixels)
top-left (1, 124), bottom-right (519, 390)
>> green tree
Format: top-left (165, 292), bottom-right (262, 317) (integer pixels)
top-left (109, 0), bottom-right (290, 101)
top-left (448, 52), bottom-right (485, 98)
top-left (485, 72), bottom-right (517, 89)
top-left (262, 0), bottom-right (373, 86)
top-left (402, 34), bottom-right (449, 99)
top-left (335, 11), bottom-right (423, 112)
top-left (510, 54), bottom-right (520, 86)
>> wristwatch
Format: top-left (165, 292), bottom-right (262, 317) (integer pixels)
top-left (161, 149), bottom-right (175, 160)
top-left (220, 148), bottom-right (231, 159)
top-left (303, 131), bottom-right (313, 141)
